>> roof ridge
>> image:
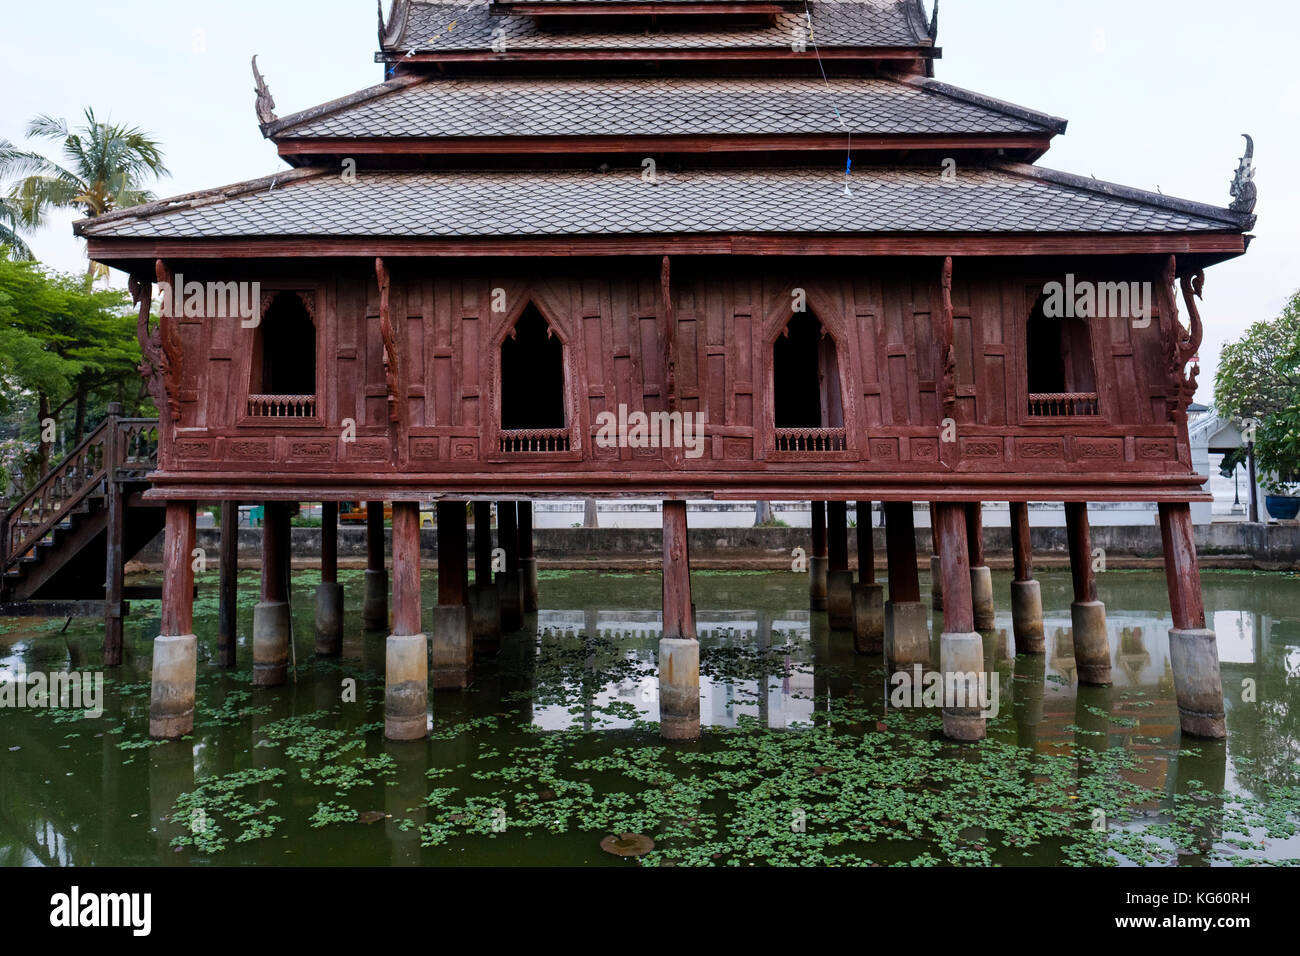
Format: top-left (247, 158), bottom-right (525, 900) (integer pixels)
top-left (74, 167), bottom-right (332, 236)
top-left (995, 161), bottom-right (1254, 231)
top-left (900, 75), bottom-right (1067, 134)
top-left (265, 74), bottom-right (426, 139)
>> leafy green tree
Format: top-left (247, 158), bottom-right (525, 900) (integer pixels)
top-left (1214, 290), bottom-right (1300, 494)
top-left (1, 109), bottom-right (168, 276)
top-left (0, 256), bottom-right (143, 480)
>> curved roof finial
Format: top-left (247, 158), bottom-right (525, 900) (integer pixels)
top-left (929, 0), bottom-right (939, 41)
top-left (251, 55), bottom-right (277, 127)
top-left (1229, 133), bottom-right (1257, 215)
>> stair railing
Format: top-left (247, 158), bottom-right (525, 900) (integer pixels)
top-left (1, 407), bottom-right (159, 577)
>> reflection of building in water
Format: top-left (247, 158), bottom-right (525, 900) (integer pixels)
top-left (532, 609), bottom-right (814, 732)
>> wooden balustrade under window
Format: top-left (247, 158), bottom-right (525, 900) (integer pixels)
top-left (498, 428), bottom-right (572, 454)
top-left (1027, 392), bottom-right (1100, 418)
top-left (774, 427), bottom-right (848, 453)
top-left (246, 394), bottom-right (318, 419)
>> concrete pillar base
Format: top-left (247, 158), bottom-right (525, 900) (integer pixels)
top-left (1071, 600), bottom-right (1112, 686)
top-left (930, 554), bottom-right (943, 611)
top-left (149, 634), bottom-right (197, 739)
top-left (469, 583), bottom-right (501, 657)
top-left (852, 583), bottom-right (885, 653)
top-left (1010, 579), bottom-right (1045, 654)
top-left (940, 630), bottom-right (987, 741)
top-left (385, 633), bottom-right (429, 741)
top-left (498, 571), bottom-right (524, 633)
top-left (886, 600), bottom-right (931, 668)
top-left (970, 565), bottom-right (995, 631)
top-left (314, 582), bottom-right (344, 657)
top-left (658, 637), bottom-right (700, 741)
top-left (252, 600), bottom-right (290, 687)
top-left (826, 569), bottom-right (855, 631)
top-left (431, 604), bottom-right (473, 690)
top-left (809, 555), bottom-right (828, 611)
top-left (1169, 628), bottom-right (1227, 739)
top-left (521, 556), bottom-right (539, 613)
top-left (362, 568), bottom-right (388, 631)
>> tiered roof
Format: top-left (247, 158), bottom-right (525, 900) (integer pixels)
top-left (79, 0), bottom-right (1254, 259)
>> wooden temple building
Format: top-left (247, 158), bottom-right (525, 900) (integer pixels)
top-left (64, 0), bottom-right (1254, 742)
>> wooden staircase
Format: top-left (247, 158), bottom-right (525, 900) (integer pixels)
top-left (1, 407), bottom-right (162, 618)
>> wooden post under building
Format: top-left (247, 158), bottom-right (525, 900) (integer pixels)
top-left (659, 500), bottom-right (699, 740)
top-left (386, 501), bottom-right (428, 739)
top-left (149, 501), bottom-right (197, 739)
top-left (362, 500), bottom-right (387, 631)
top-left (1065, 502), bottom-right (1111, 686)
top-left (1009, 501), bottom-right (1045, 654)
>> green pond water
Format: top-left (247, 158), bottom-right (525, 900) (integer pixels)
top-left (1, 568), bottom-right (1299, 867)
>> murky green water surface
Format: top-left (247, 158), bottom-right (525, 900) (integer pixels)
top-left (2, 569), bottom-right (1298, 866)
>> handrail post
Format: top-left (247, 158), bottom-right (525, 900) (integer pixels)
top-left (103, 402), bottom-right (126, 666)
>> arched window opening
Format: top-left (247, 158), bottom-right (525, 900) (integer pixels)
top-left (248, 292), bottom-right (317, 419)
top-left (499, 304), bottom-right (569, 453)
top-left (772, 312), bottom-right (847, 452)
top-left (1026, 294), bottom-right (1098, 417)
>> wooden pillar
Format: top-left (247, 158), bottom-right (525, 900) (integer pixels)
top-left (809, 501), bottom-right (828, 611)
top-left (659, 500), bottom-right (699, 740)
top-left (826, 501), bottom-right (853, 630)
top-left (883, 502), bottom-right (928, 667)
top-left (965, 502), bottom-right (995, 630)
top-left (252, 501), bottom-right (292, 687)
top-left (1065, 502), bottom-right (1111, 686)
top-left (432, 501), bottom-right (473, 689)
top-left (386, 501), bottom-right (428, 739)
top-left (218, 500), bottom-right (239, 667)
top-left (852, 501), bottom-right (884, 653)
top-left (149, 501), bottom-right (197, 739)
top-left (934, 502), bottom-right (986, 741)
top-left (496, 500), bottom-right (523, 632)
top-left (102, 403), bottom-right (125, 667)
top-left (362, 501), bottom-right (388, 630)
top-left (929, 502), bottom-right (943, 611)
top-left (1159, 502), bottom-right (1226, 738)
top-left (470, 501), bottom-right (501, 656)
top-left (1009, 501), bottom-right (1045, 654)
top-left (315, 502), bottom-right (343, 657)
top-left (519, 500), bottom-right (539, 612)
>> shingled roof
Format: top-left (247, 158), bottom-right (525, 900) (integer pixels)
top-left (267, 75), bottom-right (1062, 141)
top-left (77, 164), bottom-right (1248, 241)
top-left (381, 0), bottom-right (933, 54)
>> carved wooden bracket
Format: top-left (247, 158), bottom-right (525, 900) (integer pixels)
top-left (132, 261), bottom-right (183, 425)
top-left (661, 255), bottom-right (677, 412)
top-left (938, 256), bottom-right (958, 418)
top-left (1162, 255), bottom-right (1203, 420)
top-left (375, 258), bottom-right (406, 444)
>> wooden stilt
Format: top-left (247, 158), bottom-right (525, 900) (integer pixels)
top-left (218, 500), bottom-right (239, 666)
top-left (883, 501), bottom-right (928, 667)
top-left (852, 500), bottom-right (884, 653)
top-left (386, 501), bottom-right (428, 739)
top-left (659, 500), bottom-right (699, 740)
top-left (1065, 502), bottom-right (1111, 686)
top-left (149, 500), bottom-right (197, 739)
top-left (965, 502), bottom-right (995, 630)
top-left (855, 501), bottom-right (875, 585)
top-left (315, 501), bottom-right (343, 657)
top-left (474, 502), bottom-right (493, 587)
top-left (1159, 502), bottom-right (1226, 738)
top-left (929, 502), bottom-right (943, 612)
top-left (362, 500), bottom-right (388, 630)
top-left (253, 501), bottom-right (291, 686)
top-left (1009, 501), bottom-right (1045, 654)
top-left (432, 501), bottom-right (473, 689)
top-left (519, 500), bottom-right (539, 612)
top-left (496, 500), bottom-right (523, 631)
top-left (934, 501), bottom-right (985, 740)
top-left (826, 501), bottom-right (852, 630)
top-left (470, 501), bottom-right (501, 656)
top-left (809, 501), bottom-right (828, 611)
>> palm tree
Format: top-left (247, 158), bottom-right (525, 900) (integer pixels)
top-left (0, 141), bottom-right (35, 259)
top-left (1, 108), bottom-right (168, 275)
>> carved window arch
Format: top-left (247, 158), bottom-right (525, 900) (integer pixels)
top-left (246, 290), bottom-right (319, 421)
top-left (491, 298), bottom-right (578, 457)
top-left (1025, 292), bottom-right (1099, 418)
top-left (770, 310), bottom-right (848, 453)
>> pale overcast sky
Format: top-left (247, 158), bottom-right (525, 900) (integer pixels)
top-left (1, 0), bottom-right (1295, 404)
